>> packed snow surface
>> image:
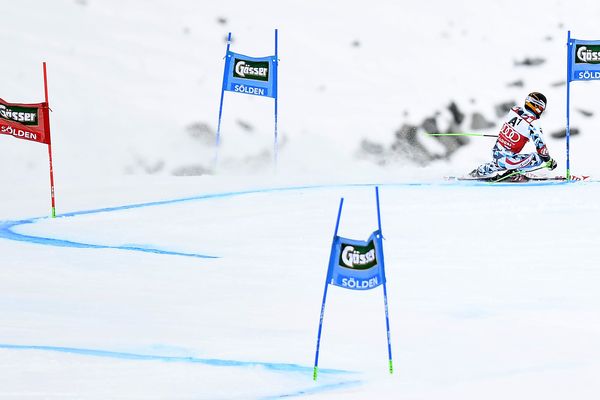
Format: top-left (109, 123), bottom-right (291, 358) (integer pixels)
top-left (2, 176), bottom-right (600, 399)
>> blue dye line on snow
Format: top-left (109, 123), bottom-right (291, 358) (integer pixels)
top-left (0, 343), bottom-right (359, 398)
top-left (0, 185), bottom-right (330, 258)
top-left (0, 219), bottom-right (217, 259)
top-left (0, 180), bottom-right (597, 259)
top-left (0, 344), bottom-right (362, 400)
top-left (260, 380), bottom-right (363, 399)
top-left (0, 343), bottom-right (362, 400)
top-left (0, 343), bottom-right (352, 375)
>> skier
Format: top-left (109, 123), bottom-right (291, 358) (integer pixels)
top-left (469, 92), bottom-right (557, 180)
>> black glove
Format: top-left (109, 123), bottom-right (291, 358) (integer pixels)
top-left (546, 158), bottom-right (557, 170)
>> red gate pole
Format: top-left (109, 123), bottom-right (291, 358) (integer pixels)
top-left (43, 62), bottom-right (56, 218)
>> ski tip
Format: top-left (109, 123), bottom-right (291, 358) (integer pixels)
top-left (570, 175), bottom-right (590, 181)
top-left (534, 175), bottom-right (590, 181)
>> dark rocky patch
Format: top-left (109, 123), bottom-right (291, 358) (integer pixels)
top-left (577, 109), bottom-right (594, 117)
top-left (360, 139), bottom-right (384, 155)
top-left (514, 57), bottom-right (546, 67)
top-left (494, 101), bottom-right (514, 118)
top-left (470, 112), bottom-right (495, 130)
top-left (507, 79), bottom-right (524, 88)
top-left (391, 124), bottom-right (435, 165)
top-left (551, 128), bottom-right (580, 139)
top-left (448, 101), bottom-right (465, 125)
top-left (186, 122), bottom-right (214, 145)
top-left (131, 158), bottom-right (164, 174)
top-left (236, 119), bottom-right (254, 132)
top-left (172, 164), bottom-right (211, 176)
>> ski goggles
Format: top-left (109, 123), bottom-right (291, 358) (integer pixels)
top-left (525, 95), bottom-right (546, 114)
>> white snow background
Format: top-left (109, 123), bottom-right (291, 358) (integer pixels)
top-left (1, 0), bottom-right (600, 399)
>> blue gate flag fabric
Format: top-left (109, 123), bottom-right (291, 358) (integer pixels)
top-left (568, 37), bottom-right (600, 81)
top-left (222, 51), bottom-right (278, 98)
top-left (328, 230), bottom-right (385, 291)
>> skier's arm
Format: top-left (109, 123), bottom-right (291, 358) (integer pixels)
top-left (530, 125), bottom-right (550, 160)
top-left (530, 125), bottom-right (557, 170)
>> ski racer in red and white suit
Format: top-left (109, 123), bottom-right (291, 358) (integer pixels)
top-left (471, 92), bottom-right (557, 178)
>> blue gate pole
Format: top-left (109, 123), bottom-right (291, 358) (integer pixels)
top-left (313, 197), bottom-right (344, 381)
top-left (273, 28), bottom-right (279, 172)
top-left (566, 30), bottom-right (572, 180)
top-left (376, 186), bottom-right (394, 374)
top-left (213, 32), bottom-right (232, 171)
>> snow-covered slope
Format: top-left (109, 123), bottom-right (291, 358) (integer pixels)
top-left (2, 179), bottom-right (600, 399)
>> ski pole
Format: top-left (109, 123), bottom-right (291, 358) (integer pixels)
top-left (427, 133), bottom-right (498, 138)
top-left (490, 161), bottom-right (557, 183)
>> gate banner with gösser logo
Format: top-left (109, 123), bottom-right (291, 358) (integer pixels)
top-left (568, 36), bottom-right (600, 81)
top-left (0, 63), bottom-right (57, 218)
top-left (0, 99), bottom-right (50, 145)
top-left (223, 52), bottom-right (277, 98)
top-left (214, 30), bottom-right (279, 169)
top-left (313, 187), bottom-right (394, 381)
top-left (328, 230), bottom-right (385, 291)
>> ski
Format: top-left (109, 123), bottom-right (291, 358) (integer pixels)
top-left (446, 168), bottom-right (532, 183)
top-left (490, 170), bottom-right (527, 183)
top-left (445, 174), bottom-right (590, 183)
top-left (526, 174), bottom-right (590, 181)
top-left (446, 161), bottom-right (590, 183)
